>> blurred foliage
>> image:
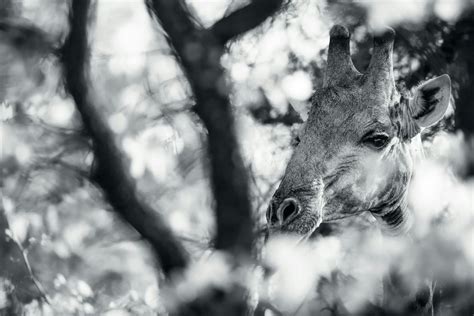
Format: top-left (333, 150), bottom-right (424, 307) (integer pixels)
top-left (1, 0), bottom-right (473, 315)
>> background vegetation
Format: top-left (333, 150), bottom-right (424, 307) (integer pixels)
top-left (1, 0), bottom-right (473, 315)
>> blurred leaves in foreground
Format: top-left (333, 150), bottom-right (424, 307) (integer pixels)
top-left (1, 0), bottom-right (474, 315)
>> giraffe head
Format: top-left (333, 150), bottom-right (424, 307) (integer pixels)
top-left (267, 25), bottom-right (451, 237)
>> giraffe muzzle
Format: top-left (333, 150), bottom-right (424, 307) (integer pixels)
top-left (268, 197), bottom-right (301, 227)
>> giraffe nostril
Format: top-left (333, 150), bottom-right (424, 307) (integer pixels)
top-left (268, 198), bottom-right (300, 226)
top-left (280, 199), bottom-right (299, 223)
top-left (281, 201), bottom-right (296, 222)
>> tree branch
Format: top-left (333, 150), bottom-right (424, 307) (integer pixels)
top-left (210, 0), bottom-right (284, 44)
top-left (147, 0), bottom-right (276, 256)
top-left (145, 0), bottom-right (197, 43)
top-left (60, 0), bottom-right (188, 276)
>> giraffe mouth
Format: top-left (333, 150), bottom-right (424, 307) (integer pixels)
top-left (269, 209), bottom-right (322, 240)
top-left (267, 178), bottom-right (324, 239)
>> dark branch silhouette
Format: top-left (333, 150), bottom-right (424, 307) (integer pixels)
top-left (60, 0), bottom-right (189, 277)
top-left (145, 1), bottom-right (284, 314)
top-left (210, 0), bottom-right (285, 44)
top-left (146, 0), bottom-right (285, 256)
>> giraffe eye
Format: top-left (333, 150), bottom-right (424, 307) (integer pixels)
top-left (362, 133), bottom-right (390, 149)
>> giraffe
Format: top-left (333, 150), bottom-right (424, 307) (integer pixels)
top-left (266, 25), bottom-right (451, 238)
top-left (265, 25), bottom-right (451, 314)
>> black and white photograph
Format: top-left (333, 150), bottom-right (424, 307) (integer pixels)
top-left (1, 0), bottom-right (473, 315)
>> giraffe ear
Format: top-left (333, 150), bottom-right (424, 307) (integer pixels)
top-left (410, 75), bottom-right (451, 128)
